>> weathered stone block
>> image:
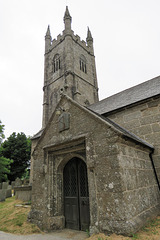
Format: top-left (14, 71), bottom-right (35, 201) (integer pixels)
top-left (140, 115), bottom-right (153, 125)
top-left (124, 111), bottom-right (141, 122)
top-left (48, 216), bottom-right (65, 230)
top-left (153, 113), bottom-right (160, 123)
top-left (152, 123), bottom-right (160, 132)
top-left (145, 132), bottom-right (160, 144)
top-left (142, 107), bottom-right (159, 117)
top-left (136, 149), bottom-right (149, 160)
top-left (133, 125), bottom-right (152, 137)
top-left (147, 99), bottom-right (160, 108)
top-left (122, 169), bottom-right (137, 190)
top-left (124, 119), bottom-right (140, 129)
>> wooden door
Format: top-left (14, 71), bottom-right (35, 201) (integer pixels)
top-left (63, 158), bottom-right (90, 231)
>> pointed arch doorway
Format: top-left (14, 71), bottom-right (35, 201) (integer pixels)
top-left (63, 157), bottom-right (90, 231)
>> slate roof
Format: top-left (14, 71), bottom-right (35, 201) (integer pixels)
top-left (31, 128), bottom-right (44, 140)
top-left (88, 75), bottom-right (160, 115)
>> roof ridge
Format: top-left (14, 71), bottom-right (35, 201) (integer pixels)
top-left (89, 75), bottom-right (160, 114)
top-left (95, 75), bottom-right (160, 105)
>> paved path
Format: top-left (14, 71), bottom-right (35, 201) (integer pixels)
top-left (0, 229), bottom-right (87, 240)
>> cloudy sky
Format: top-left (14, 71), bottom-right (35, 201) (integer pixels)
top-left (0, 0), bottom-right (160, 139)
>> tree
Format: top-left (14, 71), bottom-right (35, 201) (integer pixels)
top-left (0, 120), bottom-right (5, 145)
top-left (1, 132), bottom-right (31, 182)
top-left (0, 155), bottom-right (12, 182)
top-left (0, 120), bottom-right (12, 182)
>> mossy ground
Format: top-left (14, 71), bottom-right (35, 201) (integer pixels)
top-left (0, 196), bottom-right (41, 234)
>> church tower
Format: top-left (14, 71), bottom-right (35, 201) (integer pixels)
top-left (42, 6), bottom-right (99, 128)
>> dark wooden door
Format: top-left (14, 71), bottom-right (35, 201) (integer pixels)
top-left (63, 158), bottom-right (90, 231)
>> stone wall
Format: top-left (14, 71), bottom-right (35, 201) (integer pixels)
top-left (112, 139), bottom-right (159, 234)
top-left (29, 96), bottom-right (160, 235)
top-left (105, 96), bottom-right (160, 181)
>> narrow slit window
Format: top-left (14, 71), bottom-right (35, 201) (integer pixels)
top-left (54, 62), bottom-right (56, 72)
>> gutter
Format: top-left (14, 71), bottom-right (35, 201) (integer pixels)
top-left (149, 149), bottom-right (160, 192)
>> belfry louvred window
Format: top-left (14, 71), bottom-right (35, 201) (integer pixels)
top-left (80, 55), bottom-right (87, 73)
top-left (53, 54), bottom-right (60, 73)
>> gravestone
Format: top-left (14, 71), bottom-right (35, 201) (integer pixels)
top-left (14, 185), bottom-right (32, 201)
top-left (15, 178), bottom-right (22, 186)
top-left (0, 189), bottom-right (6, 202)
top-left (2, 182), bottom-right (8, 189)
top-left (5, 185), bottom-right (12, 198)
top-left (6, 189), bottom-right (12, 198)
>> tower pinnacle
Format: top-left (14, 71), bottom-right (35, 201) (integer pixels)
top-left (86, 27), bottom-right (93, 43)
top-left (45, 25), bottom-right (52, 53)
top-left (63, 6), bottom-right (72, 32)
top-left (86, 27), bottom-right (93, 53)
top-left (45, 25), bottom-right (51, 37)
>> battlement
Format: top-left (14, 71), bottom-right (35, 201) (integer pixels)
top-left (73, 33), bottom-right (89, 51)
top-left (47, 30), bottom-right (91, 53)
top-left (51, 33), bottom-right (63, 49)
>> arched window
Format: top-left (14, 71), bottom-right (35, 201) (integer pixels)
top-left (53, 54), bottom-right (60, 73)
top-left (80, 55), bottom-right (87, 74)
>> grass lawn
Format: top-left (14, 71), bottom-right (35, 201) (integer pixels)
top-left (0, 196), bottom-right (160, 239)
top-left (0, 196), bottom-right (41, 234)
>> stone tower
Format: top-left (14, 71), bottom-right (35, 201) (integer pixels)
top-left (42, 6), bottom-right (99, 128)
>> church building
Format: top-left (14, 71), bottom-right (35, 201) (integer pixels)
top-left (29, 7), bottom-right (160, 235)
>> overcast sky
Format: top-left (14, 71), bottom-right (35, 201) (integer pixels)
top-left (0, 0), bottom-right (160, 139)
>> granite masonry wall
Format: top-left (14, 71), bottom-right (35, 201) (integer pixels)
top-left (105, 96), bottom-right (160, 182)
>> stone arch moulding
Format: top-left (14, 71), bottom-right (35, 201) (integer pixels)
top-left (43, 135), bottom-right (99, 229)
top-left (57, 153), bottom-right (86, 174)
top-left (80, 54), bottom-right (87, 62)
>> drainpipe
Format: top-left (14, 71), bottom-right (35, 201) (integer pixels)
top-left (149, 149), bottom-right (160, 192)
